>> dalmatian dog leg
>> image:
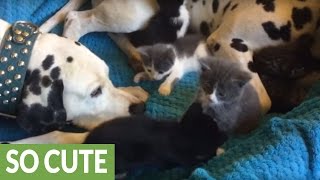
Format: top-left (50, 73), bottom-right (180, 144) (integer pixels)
top-left (62, 0), bottom-right (158, 41)
top-left (39, 0), bottom-right (87, 33)
top-left (6, 131), bottom-right (89, 144)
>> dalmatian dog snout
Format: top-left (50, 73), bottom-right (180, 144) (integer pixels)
top-left (0, 19), bottom-right (149, 134)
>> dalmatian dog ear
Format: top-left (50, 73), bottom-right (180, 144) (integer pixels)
top-left (16, 72), bottom-right (67, 135)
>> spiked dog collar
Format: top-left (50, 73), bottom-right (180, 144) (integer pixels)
top-left (0, 21), bottom-right (40, 118)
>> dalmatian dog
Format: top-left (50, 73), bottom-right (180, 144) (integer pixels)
top-left (0, 19), bottom-right (149, 144)
top-left (40, 0), bottom-right (320, 115)
top-left (188, 0), bottom-right (320, 113)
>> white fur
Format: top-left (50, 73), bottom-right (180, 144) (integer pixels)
top-left (40, 0), bottom-right (159, 41)
top-left (210, 90), bottom-right (221, 105)
top-left (175, 1), bottom-right (190, 38)
top-left (0, 19), bottom-right (149, 143)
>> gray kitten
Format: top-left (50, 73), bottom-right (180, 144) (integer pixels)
top-left (134, 34), bottom-right (209, 96)
top-left (199, 57), bottom-right (261, 134)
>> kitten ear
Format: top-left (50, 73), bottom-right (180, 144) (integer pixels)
top-left (164, 46), bottom-right (176, 65)
top-left (233, 72), bottom-right (252, 88)
top-left (137, 46), bottom-right (151, 64)
top-left (199, 58), bottom-right (211, 72)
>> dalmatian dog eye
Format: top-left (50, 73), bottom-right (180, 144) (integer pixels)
top-left (90, 86), bottom-right (102, 98)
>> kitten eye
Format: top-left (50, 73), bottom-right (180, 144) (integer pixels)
top-left (147, 69), bottom-right (152, 73)
top-left (91, 86), bottom-right (102, 98)
top-left (217, 92), bottom-right (225, 98)
top-left (158, 71), bottom-right (164, 74)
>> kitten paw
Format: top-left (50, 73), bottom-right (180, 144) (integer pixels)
top-left (134, 72), bottom-right (147, 83)
top-left (159, 84), bottom-right (172, 96)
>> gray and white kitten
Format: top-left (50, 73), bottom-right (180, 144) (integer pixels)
top-left (134, 34), bottom-right (209, 96)
top-left (199, 57), bottom-right (261, 134)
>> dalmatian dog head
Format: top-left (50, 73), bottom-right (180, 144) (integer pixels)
top-left (0, 20), bottom-right (148, 134)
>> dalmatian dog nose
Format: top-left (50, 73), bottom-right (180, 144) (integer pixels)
top-left (129, 102), bottom-right (146, 115)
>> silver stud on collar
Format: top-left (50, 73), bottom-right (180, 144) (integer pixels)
top-left (14, 74), bottom-right (21, 80)
top-left (5, 79), bottom-right (12, 85)
top-left (0, 71), bottom-right (5, 76)
top-left (3, 90), bottom-right (10, 96)
top-left (4, 44), bottom-right (11, 50)
top-left (6, 35), bottom-right (12, 41)
top-left (21, 48), bottom-right (28, 54)
top-left (0, 83), bottom-right (3, 87)
top-left (14, 35), bottom-right (25, 43)
top-left (1, 57), bottom-right (8, 63)
top-left (3, 100), bottom-right (8, 104)
top-left (7, 66), bottom-right (14, 72)
top-left (11, 52), bottom-right (18, 58)
top-left (22, 31), bottom-right (29, 37)
top-left (18, 61), bottom-right (25, 66)
top-left (14, 29), bottom-right (22, 35)
top-left (11, 97), bottom-right (16, 102)
top-left (26, 40), bottom-right (32, 46)
top-left (12, 87), bottom-right (19, 92)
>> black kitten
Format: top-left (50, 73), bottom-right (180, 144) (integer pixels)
top-left (250, 34), bottom-right (320, 113)
top-left (128, 0), bottom-right (190, 47)
top-left (84, 103), bottom-right (227, 175)
top-left (250, 34), bottom-right (319, 79)
top-left (199, 57), bottom-right (261, 134)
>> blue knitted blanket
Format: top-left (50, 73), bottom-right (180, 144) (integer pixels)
top-left (1, 1), bottom-right (320, 180)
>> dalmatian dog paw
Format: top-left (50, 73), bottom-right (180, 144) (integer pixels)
top-left (63, 11), bottom-right (83, 40)
top-left (158, 83), bottom-right (172, 96)
top-left (119, 86), bottom-right (149, 102)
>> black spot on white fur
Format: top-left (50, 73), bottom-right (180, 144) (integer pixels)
top-left (67, 56), bottom-right (73, 63)
top-left (212, 0), bottom-right (219, 13)
top-left (17, 80), bottom-right (66, 134)
top-left (292, 7), bottom-right (313, 30)
top-left (262, 21), bottom-right (292, 42)
top-left (230, 39), bottom-right (248, 52)
top-left (256, 0), bottom-right (275, 12)
top-left (28, 69), bottom-right (42, 95)
top-left (200, 21), bottom-right (210, 37)
top-left (75, 41), bottom-right (81, 46)
top-left (50, 67), bottom-right (61, 80)
top-left (41, 76), bottom-right (52, 87)
top-left (42, 55), bottom-right (54, 70)
top-left (231, 3), bottom-right (238, 11)
top-left (223, 1), bottom-right (231, 15)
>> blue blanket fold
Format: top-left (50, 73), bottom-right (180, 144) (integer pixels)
top-left (1, 1), bottom-right (320, 180)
